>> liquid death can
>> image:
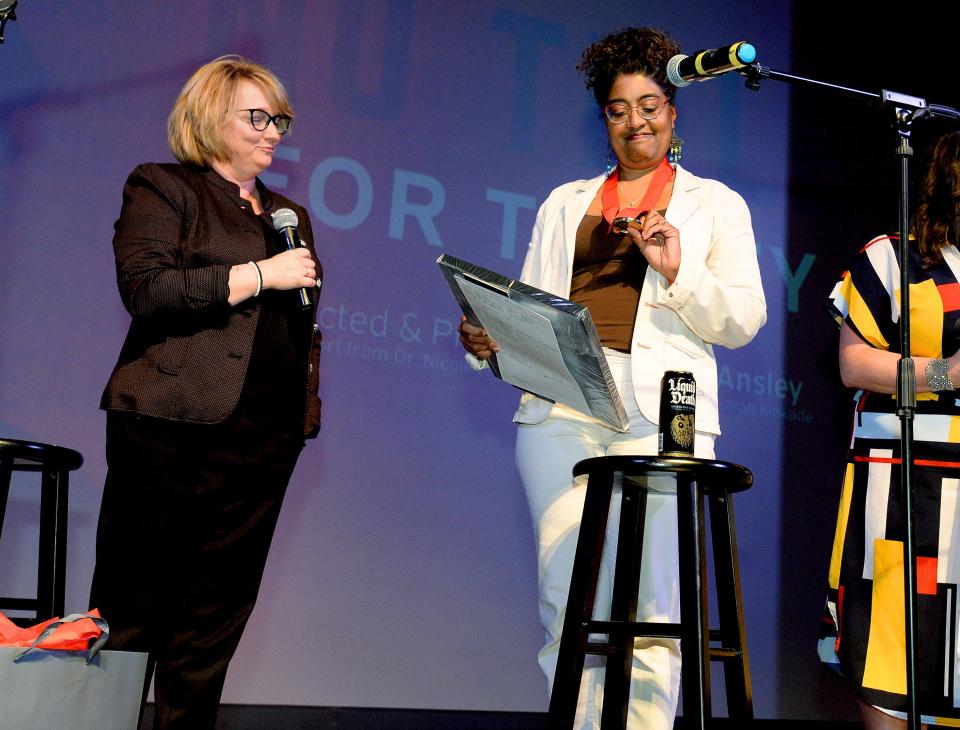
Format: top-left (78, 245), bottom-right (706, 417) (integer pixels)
top-left (658, 371), bottom-right (696, 456)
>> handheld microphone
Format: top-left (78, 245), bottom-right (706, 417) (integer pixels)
top-left (666, 42), bottom-right (756, 87)
top-left (271, 208), bottom-right (313, 309)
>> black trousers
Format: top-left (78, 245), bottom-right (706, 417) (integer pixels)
top-left (90, 410), bottom-right (302, 730)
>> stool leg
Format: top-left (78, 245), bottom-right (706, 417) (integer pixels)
top-left (37, 468), bottom-right (69, 620)
top-left (548, 468), bottom-right (615, 727)
top-left (0, 458), bottom-right (11, 543)
top-left (677, 476), bottom-right (710, 729)
top-left (709, 493), bottom-right (753, 720)
top-left (601, 480), bottom-right (648, 729)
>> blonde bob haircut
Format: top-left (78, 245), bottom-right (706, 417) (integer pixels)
top-left (167, 55), bottom-right (293, 166)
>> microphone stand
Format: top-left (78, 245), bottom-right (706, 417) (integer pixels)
top-left (738, 62), bottom-right (960, 730)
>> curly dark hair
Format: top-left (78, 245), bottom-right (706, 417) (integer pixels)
top-left (577, 27), bottom-right (681, 107)
top-left (912, 131), bottom-right (960, 267)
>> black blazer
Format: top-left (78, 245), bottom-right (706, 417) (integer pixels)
top-left (100, 163), bottom-right (321, 437)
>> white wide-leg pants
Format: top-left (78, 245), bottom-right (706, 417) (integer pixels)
top-left (516, 350), bottom-right (715, 729)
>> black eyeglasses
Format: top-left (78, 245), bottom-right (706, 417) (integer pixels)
top-left (603, 98), bottom-right (668, 124)
top-left (237, 108), bottom-right (292, 134)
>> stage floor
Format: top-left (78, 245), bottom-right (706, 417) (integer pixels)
top-left (142, 705), bottom-right (860, 729)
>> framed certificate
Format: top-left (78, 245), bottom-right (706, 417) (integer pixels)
top-left (438, 254), bottom-right (628, 431)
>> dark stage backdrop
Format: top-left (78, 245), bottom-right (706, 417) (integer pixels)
top-left (3, 0), bottom-right (933, 721)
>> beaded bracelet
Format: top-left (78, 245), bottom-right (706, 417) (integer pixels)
top-left (248, 261), bottom-right (263, 298)
top-left (926, 358), bottom-right (955, 392)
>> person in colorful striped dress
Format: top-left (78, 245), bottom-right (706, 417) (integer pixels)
top-left (821, 131), bottom-right (960, 728)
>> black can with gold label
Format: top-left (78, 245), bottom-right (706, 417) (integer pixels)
top-left (658, 371), bottom-right (696, 456)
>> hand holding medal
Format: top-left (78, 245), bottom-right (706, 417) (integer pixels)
top-left (603, 157), bottom-right (681, 284)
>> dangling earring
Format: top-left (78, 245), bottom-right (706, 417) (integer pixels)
top-left (605, 144), bottom-right (616, 175)
top-left (668, 129), bottom-right (684, 164)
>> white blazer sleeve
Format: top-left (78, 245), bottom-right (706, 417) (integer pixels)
top-left (659, 183), bottom-right (766, 349)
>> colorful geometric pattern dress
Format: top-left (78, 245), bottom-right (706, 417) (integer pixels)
top-left (820, 235), bottom-right (960, 725)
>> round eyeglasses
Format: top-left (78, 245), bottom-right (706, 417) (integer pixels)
top-left (237, 108), bottom-right (292, 135)
top-left (603, 98), bottom-right (668, 124)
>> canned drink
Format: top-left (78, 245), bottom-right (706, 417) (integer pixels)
top-left (658, 371), bottom-right (696, 456)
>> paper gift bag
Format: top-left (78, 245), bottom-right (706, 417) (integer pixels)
top-left (0, 646), bottom-right (148, 730)
top-left (0, 611), bottom-right (147, 730)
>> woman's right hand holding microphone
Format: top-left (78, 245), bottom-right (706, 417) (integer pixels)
top-left (258, 247), bottom-right (316, 290)
top-left (229, 247), bottom-right (317, 305)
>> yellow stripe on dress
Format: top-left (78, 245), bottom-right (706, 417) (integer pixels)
top-left (927, 717), bottom-right (960, 727)
top-left (907, 278), bottom-right (944, 358)
top-left (844, 280), bottom-right (889, 350)
top-left (829, 463), bottom-right (855, 590)
top-left (862, 538), bottom-right (906, 694)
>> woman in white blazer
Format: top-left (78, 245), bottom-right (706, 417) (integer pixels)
top-left (461, 27), bottom-right (765, 729)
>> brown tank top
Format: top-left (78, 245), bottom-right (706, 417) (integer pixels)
top-left (570, 213), bottom-right (648, 353)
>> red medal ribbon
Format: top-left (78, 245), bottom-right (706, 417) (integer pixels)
top-left (601, 156), bottom-right (674, 226)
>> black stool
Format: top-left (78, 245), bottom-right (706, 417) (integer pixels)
top-left (547, 455), bottom-right (753, 730)
top-left (0, 438), bottom-right (83, 623)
